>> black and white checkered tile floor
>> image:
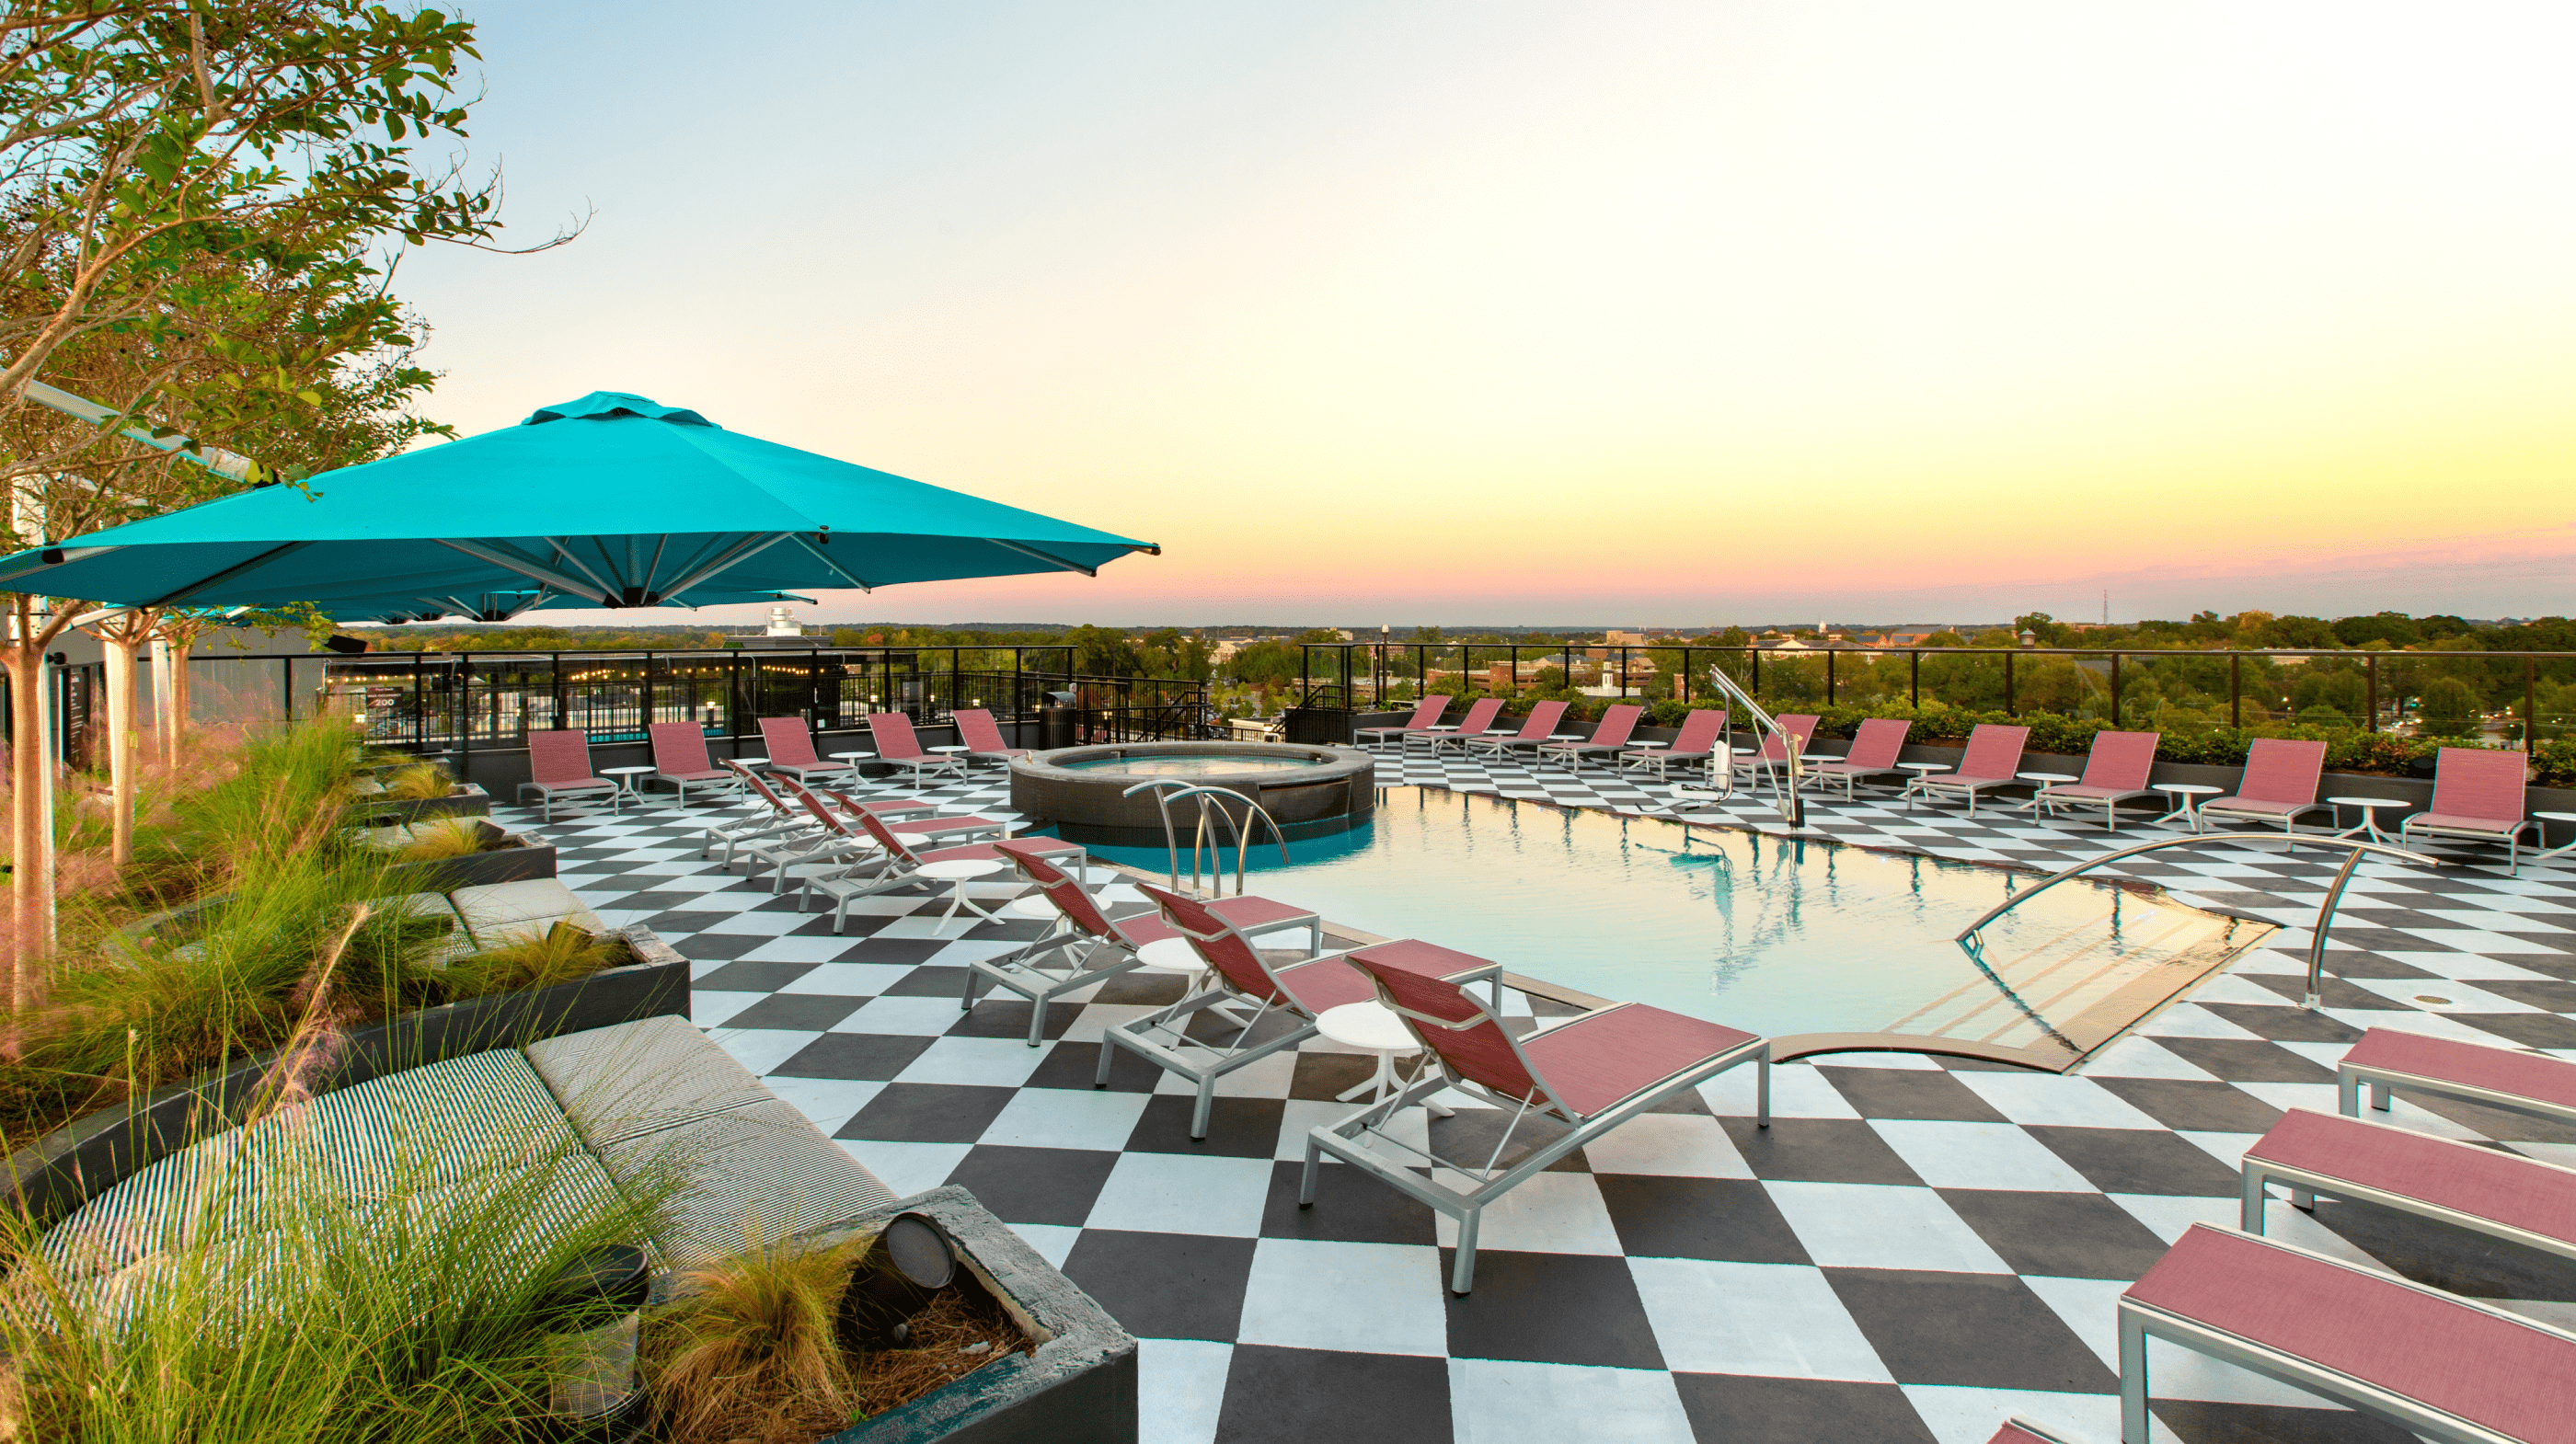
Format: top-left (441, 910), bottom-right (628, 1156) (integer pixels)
top-left (516, 750), bottom-right (2576, 1444)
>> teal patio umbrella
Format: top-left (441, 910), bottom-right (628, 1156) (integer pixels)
top-left (0, 392), bottom-right (1157, 612)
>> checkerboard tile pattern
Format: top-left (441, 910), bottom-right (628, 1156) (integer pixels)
top-left (515, 749), bottom-right (2576, 1444)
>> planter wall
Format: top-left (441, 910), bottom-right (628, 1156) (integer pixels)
top-left (816, 1186), bottom-right (1137, 1444)
top-left (374, 834), bottom-right (558, 893)
top-left (0, 925), bottom-right (688, 1230)
top-left (345, 781), bottom-right (493, 825)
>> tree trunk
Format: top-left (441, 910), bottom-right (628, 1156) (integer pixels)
top-left (168, 641), bottom-right (191, 765)
top-left (152, 636), bottom-right (176, 769)
top-left (103, 634), bottom-right (138, 869)
top-left (6, 619), bottom-right (48, 1008)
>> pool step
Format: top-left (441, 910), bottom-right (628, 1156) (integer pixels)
top-left (1883, 895), bottom-right (2240, 1055)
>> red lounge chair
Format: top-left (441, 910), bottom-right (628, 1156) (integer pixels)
top-left (2117, 1223), bottom-right (2576, 1443)
top-left (2402, 747), bottom-right (2536, 874)
top-left (1538, 703), bottom-right (1644, 773)
top-left (755, 715), bottom-right (855, 785)
top-left (1461, 699), bottom-right (1570, 762)
top-left (1426, 697), bottom-right (1507, 754)
top-left (2338, 1026), bottom-right (2576, 1129)
top-left (1622, 705), bottom-right (1730, 783)
top-left (866, 711), bottom-right (968, 785)
top-left (647, 721), bottom-right (738, 804)
top-left (1905, 724), bottom-right (2029, 818)
top-left (2032, 729), bottom-right (2160, 831)
top-left (797, 808), bottom-right (1083, 935)
top-left (1306, 939), bottom-right (1768, 1294)
top-left (1099, 883), bottom-right (1351, 1139)
top-left (698, 760), bottom-right (941, 865)
top-left (1984, 1423), bottom-right (2075, 1444)
top-left (744, 776), bottom-right (1008, 894)
top-left (1728, 712), bottom-right (1821, 786)
top-left (973, 842), bottom-right (1317, 1049)
top-left (517, 730), bottom-right (620, 820)
top-left (2195, 738), bottom-right (2330, 841)
top-left (951, 707), bottom-right (1029, 764)
top-left (1354, 694), bottom-right (1453, 752)
top-left (1809, 717), bottom-right (1912, 800)
top-left (2240, 1107), bottom-right (2576, 1266)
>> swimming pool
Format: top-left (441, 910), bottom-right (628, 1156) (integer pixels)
top-left (1071, 786), bottom-right (2268, 1069)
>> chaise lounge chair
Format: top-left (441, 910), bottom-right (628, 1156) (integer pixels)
top-left (1807, 717), bottom-right (1911, 800)
top-left (2400, 747), bottom-right (2536, 874)
top-left (2240, 1106), bottom-right (2576, 1267)
top-left (1537, 703), bottom-right (1644, 773)
top-left (1354, 695), bottom-right (1453, 752)
top-left (951, 707), bottom-right (1029, 764)
top-left (2117, 1223), bottom-right (2576, 1444)
top-left (797, 808), bottom-right (1083, 935)
top-left (701, 760), bottom-right (942, 867)
top-left (866, 711), bottom-right (970, 785)
top-left (755, 715), bottom-right (856, 785)
top-left (517, 730), bottom-right (621, 820)
top-left (1425, 697), bottom-right (1507, 754)
top-left (1097, 883), bottom-right (1351, 1138)
top-left (1904, 723), bottom-right (2029, 818)
top-left (972, 841), bottom-right (1320, 1048)
top-left (2030, 728), bottom-right (2160, 831)
top-left (1460, 699), bottom-right (1570, 762)
top-left (742, 776), bottom-right (1008, 894)
top-left (1622, 705), bottom-right (1729, 783)
top-left (2337, 1026), bottom-right (2576, 1130)
top-left (1984, 1423), bottom-right (2076, 1444)
top-left (1305, 939), bottom-right (1768, 1294)
top-left (2194, 737), bottom-right (2330, 841)
top-left (647, 721), bottom-right (740, 804)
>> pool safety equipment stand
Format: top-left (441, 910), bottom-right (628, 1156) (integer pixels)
top-left (1668, 663), bottom-right (1805, 831)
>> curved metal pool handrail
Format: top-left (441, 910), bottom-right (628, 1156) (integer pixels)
top-left (1952, 831), bottom-right (2439, 1010)
top-left (1670, 662), bottom-right (1803, 830)
top-left (1119, 779), bottom-right (1292, 894)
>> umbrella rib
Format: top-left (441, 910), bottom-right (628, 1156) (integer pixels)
top-left (548, 538), bottom-right (624, 597)
top-left (658, 532), bottom-right (797, 602)
top-left (789, 533), bottom-right (873, 592)
top-left (433, 539), bottom-right (612, 603)
top-left (144, 541), bottom-right (316, 608)
top-left (984, 537), bottom-right (1098, 579)
top-left (0, 544), bottom-right (122, 590)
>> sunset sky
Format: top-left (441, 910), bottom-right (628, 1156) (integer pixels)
top-left (397, 2), bottom-right (2576, 628)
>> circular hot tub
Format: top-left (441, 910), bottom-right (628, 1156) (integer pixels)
top-left (1010, 741), bottom-right (1375, 846)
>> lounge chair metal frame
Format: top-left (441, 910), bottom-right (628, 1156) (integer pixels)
top-left (2238, 1106), bottom-right (2576, 1268)
top-left (2399, 747), bottom-right (2537, 876)
top-left (2026, 728), bottom-right (2160, 832)
top-left (2337, 1026), bottom-right (2576, 1130)
top-left (950, 706), bottom-right (1031, 765)
top-left (1424, 697), bottom-right (1508, 755)
top-left (1621, 706), bottom-right (1729, 783)
top-left (1094, 884), bottom-right (1337, 1138)
top-left (865, 711), bottom-right (970, 784)
top-left (1303, 945), bottom-right (1768, 1295)
top-left (1353, 694), bottom-right (1453, 752)
top-left (647, 720), bottom-right (744, 804)
top-left (1460, 699), bottom-right (1570, 763)
top-left (2118, 1224), bottom-right (2576, 1444)
top-left (2195, 737), bottom-right (2332, 843)
top-left (1536, 703), bottom-right (1644, 773)
top-left (966, 840), bottom-right (1149, 1047)
top-left (755, 715), bottom-right (857, 785)
top-left (1806, 716), bottom-right (1910, 801)
top-left (1903, 724), bottom-right (2030, 819)
top-left (516, 729), bottom-right (622, 820)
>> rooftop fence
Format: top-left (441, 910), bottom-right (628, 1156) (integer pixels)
top-left (29, 647), bottom-right (1213, 766)
top-left (1290, 641), bottom-right (2576, 749)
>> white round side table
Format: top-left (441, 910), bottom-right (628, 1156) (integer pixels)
top-left (1317, 1001), bottom-right (1453, 1117)
top-left (2326, 796), bottom-right (2412, 845)
top-left (2533, 810), bottom-right (2576, 864)
top-left (917, 857), bottom-right (1005, 934)
top-left (601, 765), bottom-right (656, 805)
top-left (2151, 783), bottom-right (2224, 831)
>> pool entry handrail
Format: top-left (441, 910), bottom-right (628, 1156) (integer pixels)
top-left (1670, 663), bottom-right (1805, 830)
top-left (1120, 779), bottom-right (1291, 896)
top-left (1951, 832), bottom-right (2440, 1010)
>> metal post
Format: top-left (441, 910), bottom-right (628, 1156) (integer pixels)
top-left (2527, 657), bottom-right (2538, 752)
top-left (642, 651), bottom-right (655, 736)
top-left (2004, 651), bottom-right (2015, 716)
top-left (2366, 654), bottom-right (2377, 733)
top-left (2110, 652), bottom-right (2122, 726)
top-left (1825, 648), bottom-right (1835, 705)
top-left (412, 651), bottom-right (425, 751)
top-left (1751, 646), bottom-right (1759, 698)
top-left (1910, 650), bottom-right (1920, 707)
top-left (1621, 646), bottom-right (1631, 701)
top-left (459, 655), bottom-right (473, 775)
top-left (281, 655), bottom-right (293, 724)
top-left (2230, 654), bottom-right (2241, 729)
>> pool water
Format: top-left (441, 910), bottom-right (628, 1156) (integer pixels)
top-left (1067, 786), bottom-right (2266, 1065)
top-left (1056, 754), bottom-right (1321, 777)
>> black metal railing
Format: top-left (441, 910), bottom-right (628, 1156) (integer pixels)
top-left (34, 646), bottom-right (1213, 765)
top-left (1287, 641), bottom-right (2576, 749)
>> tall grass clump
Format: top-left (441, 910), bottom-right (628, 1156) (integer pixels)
top-left (0, 1110), bottom-right (672, 1443)
top-left (647, 1233), bottom-right (868, 1444)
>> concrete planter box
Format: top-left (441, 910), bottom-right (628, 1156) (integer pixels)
top-left (374, 832), bottom-right (558, 893)
top-left (345, 781), bottom-right (492, 826)
top-left (815, 1186), bottom-right (1136, 1444)
top-left (0, 925), bottom-right (688, 1230)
